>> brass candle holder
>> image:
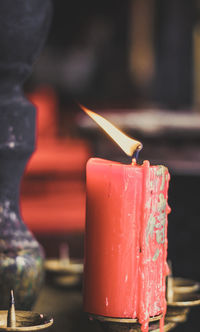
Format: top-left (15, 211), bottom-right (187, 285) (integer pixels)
top-left (165, 269), bottom-right (200, 327)
top-left (90, 314), bottom-right (176, 332)
top-left (0, 291), bottom-right (53, 332)
top-left (167, 265), bottom-right (200, 304)
top-left (169, 277), bottom-right (200, 294)
top-left (45, 243), bottom-right (83, 287)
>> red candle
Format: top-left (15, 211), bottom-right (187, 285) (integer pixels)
top-left (83, 157), bottom-right (170, 331)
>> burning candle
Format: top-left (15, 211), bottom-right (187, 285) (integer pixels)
top-left (82, 107), bottom-right (170, 332)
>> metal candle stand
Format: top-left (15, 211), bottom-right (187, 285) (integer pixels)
top-left (166, 276), bottom-right (200, 328)
top-left (0, 311), bottom-right (53, 332)
top-left (90, 314), bottom-right (176, 332)
top-left (45, 244), bottom-right (83, 288)
top-left (45, 258), bottom-right (83, 288)
top-left (0, 291), bottom-right (53, 332)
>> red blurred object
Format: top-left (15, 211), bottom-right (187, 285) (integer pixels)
top-left (21, 87), bottom-right (90, 234)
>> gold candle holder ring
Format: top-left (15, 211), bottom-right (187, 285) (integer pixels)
top-left (172, 277), bottom-right (200, 294)
top-left (45, 258), bottom-right (83, 275)
top-left (166, 268), bottom-right (200, 325)
top-left (167, 292), bottom-right (200, 307)
top-left (45, 258), bottom-right (83, 287)
top-left (45, 243), bottom-right (83, 287)
top-left (166, 262), bottom-right (200, 308)
top-left (89, 314), bottom-right (176, 332)
top-left (165, 307), bottom-right (189, 323)
top-left (0, 311), bottom-right (53, 331)
top-left (0, 291), bottom-right (53, 332)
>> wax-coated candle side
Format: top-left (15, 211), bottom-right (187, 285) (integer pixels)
top-left (137, 161), bottom-right (170, 332)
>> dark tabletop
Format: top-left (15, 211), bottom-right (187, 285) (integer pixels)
top-left (34, 282), bottom-right (200, 332)
top-left (34, 283), bottom-right (101, 332)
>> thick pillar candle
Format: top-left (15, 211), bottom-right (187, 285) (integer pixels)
top-left (84, 158), bottom-right (170, 331)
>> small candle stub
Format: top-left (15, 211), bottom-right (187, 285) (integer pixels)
top-left (59, 242), bottom-right (70, 266)
top-left (7, 290), bottom-right (16, 328)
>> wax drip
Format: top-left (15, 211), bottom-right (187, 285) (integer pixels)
top-left (138, 163), bottom-right (170, 332)
top-left (138, 160), bottom-right (150, 332)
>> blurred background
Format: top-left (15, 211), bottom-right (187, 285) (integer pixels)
top-left (21, 0), bottom-right (200, 330)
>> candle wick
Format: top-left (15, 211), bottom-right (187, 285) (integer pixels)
top-left (59, 242), bottom-right (70, 266)
top-left (132, 145), bottom-right (142, 162)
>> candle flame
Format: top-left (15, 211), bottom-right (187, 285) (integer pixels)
top-left (80, 105), bottom-right (142, 157)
